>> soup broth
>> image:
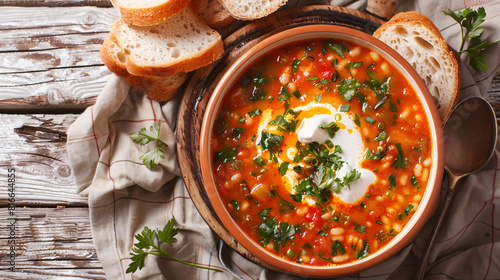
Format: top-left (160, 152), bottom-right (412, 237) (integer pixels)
top-left (210, 39), bottom-right (432, 266)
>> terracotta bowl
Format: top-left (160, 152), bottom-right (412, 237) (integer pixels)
top-left (200, 25), bottom-right (444, 277)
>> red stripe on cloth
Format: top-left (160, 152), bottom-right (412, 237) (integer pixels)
top-left (149, 98), bottom-right (157, 121)
top-left (484, 154), bottom-right (498, 279)
top-left (106, 135), bottom-right (126, 276)
top-left (91, 107), bottom-right (101, 157)
top-left (228, 258), bottom-right (255, 280)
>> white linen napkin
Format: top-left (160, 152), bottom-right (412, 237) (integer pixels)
top-left (66, 0), bottom-right (500, 279)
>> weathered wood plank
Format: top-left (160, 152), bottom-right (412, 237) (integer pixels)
top-left (0, 7), bottom-right (117, 110)
top-left (0, 207), bottom-right (105, 279)
top-left (0, 114), bottom-right (86, 206)
top-left (0, 0), bottom-right (112, 7)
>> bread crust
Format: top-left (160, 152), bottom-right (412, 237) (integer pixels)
top-left (191, 0), bottom-right (235, 29)
top-left (100, 35), bottom-right (187, 102)
top-left (113, 0), bottom-right (191, 26)
top-left (218, 0), bottom-right (288, 20)
top-left (373, 12), bottom-right (460, 121)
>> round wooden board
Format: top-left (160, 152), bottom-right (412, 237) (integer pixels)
top-left (176, 5), bottom-right (385, 272)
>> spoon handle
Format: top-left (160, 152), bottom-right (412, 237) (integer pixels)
top-left (413, 174), bottom-right (461, 280)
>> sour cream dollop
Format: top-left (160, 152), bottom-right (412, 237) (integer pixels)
top-left (297, 112), bottom-right (376, 204)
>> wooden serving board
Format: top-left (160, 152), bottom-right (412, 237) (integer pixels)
top-left (176, 5), bottom-right (385, 270)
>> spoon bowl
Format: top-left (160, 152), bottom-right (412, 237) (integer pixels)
top-left (414, 96), bottom-right (497, 280)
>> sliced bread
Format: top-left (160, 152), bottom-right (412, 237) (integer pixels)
top-left (373, 12), bottom-right (460, 122)
top-left (111, 6), bottom-right (224, 77)
top-left (100, 36), bottom-right (188, 102)
top-left (110, 0), bottom-right (190, 26)
top-left (191, 0), bottom-right (235, 29)
top-left (218, 0), bottom-right (288, 21)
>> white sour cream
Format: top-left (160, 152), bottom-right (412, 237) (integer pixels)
top-left (297, 111), bottom-right (376, 204)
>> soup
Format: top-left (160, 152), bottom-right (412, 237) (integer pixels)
top-left (210, 39), bottom-right (432, 266)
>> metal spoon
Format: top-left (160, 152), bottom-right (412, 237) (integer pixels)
top-left (414, 96), bottom-right (497, 280)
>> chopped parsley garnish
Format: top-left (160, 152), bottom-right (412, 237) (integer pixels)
top-left (259, 131), bottom-right (284, 163)
top-left (278, 84), bottom-right (292, 101)
top-left (315, 94), bottom-right (323, 103)
top-left (249, 88), bottom-right (267, 102)
top-left (364, 116), bottom-right (376, 124)
top-left (306, 76), bottom-right (319, 81)
top-left (411, 175), bottom-right (418, 186)
top-left (332, 240), bottom-right (346, 256)
top-left (354, 114), bottom-right (361, 127)
top-left (258, 220), bottom-right (296, 253)
top-left (365, 146), bottom-right (388, 160)
top-left (230, 199), bottom-right (239, 210)
top-left (327, 42), bottom-right (345, 58)
top-left (292, 59), bottom-right (300, 74)
top-left (214, 145), bottom-right (238, 163)
top-left (388, 174), bottom-right (396, 190)
top-left (389, 100), bottom-right (398, 112)
top-left (257, 207), bottom-right (272, 221)
top-left (355, 240), bottom-right (369, 259)
top-left (364, 75), bottom-right (390, 100)
top-left (374, 95), bottom-right (389, 110)
top-left (374, 131), bottom-right (387, 141)
top-left (404, 203), bottom-right (415, 215)
top-left (253, 156), bottom-right (268, 167)
top-left (339, 104), bottom-right (351, 112)
top-left (307, 56), bottom-right (315, 61)
top-left (347, 61), bottom-right (363, 68)
top-left (232, 127), bottom-right (245, 140)
top-left (337, 78), bottom-right (361, 102)
top-left (279, 162), bottom-right (289, 176)
top-left (248, 109), bottom-right (262, 118)
top-left (320, 121), bottom-right (340, 138)
top-left (292, 90), bottom-right (302, 99)
top-left (391, 143), bottom-right (407, 168)
top-left (237, 116), bottom-right (246, 123)
top-left (354, 225), bottom-right (367, 233)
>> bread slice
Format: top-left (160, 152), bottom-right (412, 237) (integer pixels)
top-left (111, 6), bottom-right (224, 77)
top-left (218, 0), bottom-right (288, 20)
top-left (100, 36), bottom-right (188, 102)
top-left (110, 0), bottom-right (190, 26)
top-left (373, 12), bottom-right (459, 122)
top-left (191, 0), bottom-right (235, 29)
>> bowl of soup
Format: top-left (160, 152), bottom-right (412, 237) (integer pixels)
top-left (199, 25), bottom-right (444, 277)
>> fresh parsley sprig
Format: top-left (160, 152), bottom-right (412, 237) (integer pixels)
top-left (443, 7), bottom-right (499, 72)
top-left (130, 121), bottom-right (168, 170)
top-left (127, 217), bottom-right (223, 274)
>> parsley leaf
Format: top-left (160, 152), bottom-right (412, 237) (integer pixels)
top-left (391, 143), bottom-right (407, 168)
top-left (130, 121), bottom-right (168, 170)
top-left (259, 131), bottom-right (284, 163)
top-left (355, 240), bottom-right (369, 259)
top-left (279, 162), bottom-right (289, 176)
top-left (127, 217), bottom-right (222, 274)
top-left (214, 145), bottom-right (238, 163)
top-left (319, 121), bottom-right (340, 138)
top-left (443, 7), bottom-right (499, 72)
top-left (337, 78), bottom-right (361, 102)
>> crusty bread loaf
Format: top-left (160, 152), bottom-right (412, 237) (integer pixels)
top-left (218, 0), bottom-right (288, 20)
top-left (111, 6), bottom-right (224, 77)
top-left (100, 36), bottom-right (188, 102)
top-left (373, 12), bottom-right (459, 122)
top-left (110, 0), bottom-right (190, 26)
top-left (191, 0), bottom-right (235, 29)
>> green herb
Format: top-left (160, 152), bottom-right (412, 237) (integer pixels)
top-left (388, 228), bottom-right (397, 236)
top-left (365, 146), bottom-right (388, 160)
top-left (237, 116), bottom-right (246, 123)
top-left (292, 90), bottom-right (302, 99)
top-left (391, 143), bottom-right (407, 168)
top-left (354, 114), bottom-right (361, 127)
top-left (279, 162), bottom-right (289, 176)
top-left (319, 79), bottom-right (330, 84)
top-left (328, 42), bottom-right (345, 58)
top-left (376, 230), bottom-right (387, 242)
top-left (404, 203), bottom-right (415, 215)
top-left (259, 131), bottom-right (284, 163)
top-left (367, 62), bottom-right (375, 69)
top-left (230, 199), bottom-right (239, 210)
top-left (337, 78), bottom-right (361, 102)
top-left (331, 240), bottom-right (346, 256)
top-left (443, 7), bottom-right (500, 72)
top-left (278, 84), bottom-right (292, 101)
top-left (374, 131), bottom-right (387, 141)
top-left (249, 88), bottom-right (267, 102)
top-left (316, 94), bottom-right (323, 103)
top-left (320, 121), bottom-right (340, 138)
top-left (248, 109), bottom-right (262, 118)
top-left (292, 59), bottom-right (300, 74)
top-left (253, 77), bottom-right (267, 87)
top-left (364, 77), bottom-right (390, 100)
top-left (411, 175), bottom-right (418, 186)
top-left (364, 116), bottom-right (376, 124)
top-left (214, 145), bottom-right (238, 163)
top-left (347, 61), bottom-right (363, 68)
top-left (307, 56), bottom-right (315, 61)
top-left (257, 207), bottom-right (272, 221)
top-left (389, 100), bottom-right (398, 112)
top-left (287, 249), bottom-right (296, 258)
top-left (339, 104), bottom-right (351, 112)
top-left (388, 174), bottom-right (396, 190)
top-left (253, 156), bottom-right (268, 167)
top-left (355, 240), bottom-right (369, 259)
top-left (354, 225), bottom-right (367, 233)
top-left (232, 127), bottom-right (245, 140)
top-left (259, 219), bottom-right (296, 253)
top-left (375, 220), bottom-right (383, 225)
top-left (130, 121), bottom-right (168, 170)
top-left (317, 230), bottom-right (329, 236)
top-left (306, 76), bottom-right (319, 81)
top-left (127, 217), bottom-right (222, 274)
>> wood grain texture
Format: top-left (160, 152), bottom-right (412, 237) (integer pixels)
top-left (0, 207), bottom-right (105, 279)
top-left (0, 114), bottom-right (87, 206)
top-left (0, 7), bottom-right (118, 111)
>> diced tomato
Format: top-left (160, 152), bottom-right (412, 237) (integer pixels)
top-left (305, 207), bottom-right (320, 222)
top-left (319, 63), bottom-right (332, 79)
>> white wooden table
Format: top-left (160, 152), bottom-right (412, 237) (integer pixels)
top-left (0, 1), bottom-right (498, 279)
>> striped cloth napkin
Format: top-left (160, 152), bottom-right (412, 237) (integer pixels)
top-left (66, 0), bottom-right (500, 279)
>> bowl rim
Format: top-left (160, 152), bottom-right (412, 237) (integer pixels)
top-left (200, 24), bottom-right (444, 277)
